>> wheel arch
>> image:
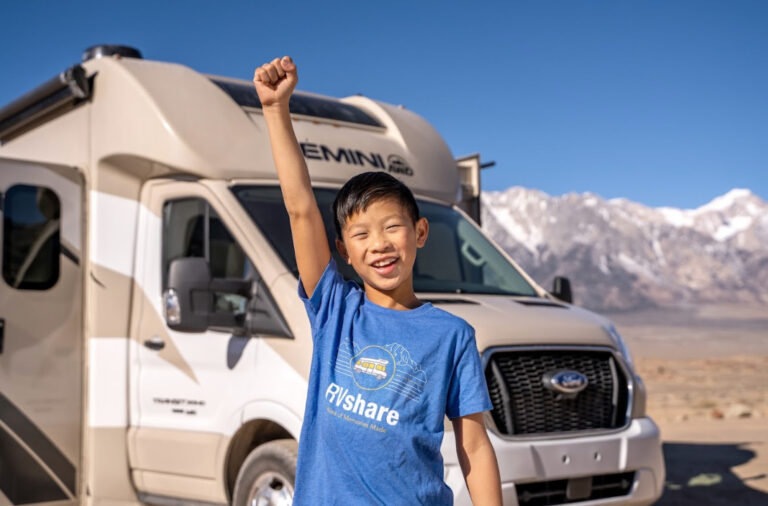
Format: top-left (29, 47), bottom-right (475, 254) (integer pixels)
top-left (223, 403), bottom-right (301, 501)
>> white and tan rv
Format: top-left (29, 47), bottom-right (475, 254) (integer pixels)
top-left (0, 45), bottom-right (665, 506)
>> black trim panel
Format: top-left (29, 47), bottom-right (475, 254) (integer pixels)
top-left (0, 423), bottom-right (68, 504)
top-left (60, 244), bottom-right (80, 266)
top-left (210, 78), bottom-right (384, 128)
top-left (0, 68), bottom-right (94, 145)
top-left (0, 392), bottom-right (76, 496)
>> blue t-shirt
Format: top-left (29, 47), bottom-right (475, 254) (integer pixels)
top-left (292, 258), bottom-right (492, 505)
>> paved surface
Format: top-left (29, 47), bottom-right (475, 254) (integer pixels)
top-left (611, 305), bottom-right (768, 504)
top-left (655, 418), bottom-right (768, 505)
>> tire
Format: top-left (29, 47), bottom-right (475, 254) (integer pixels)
top-left (232, 438), bottom-right (298, 506)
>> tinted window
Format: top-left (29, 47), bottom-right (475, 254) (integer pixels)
top-left (2, 184), bottom-right (60, 290)
top-left (232, 186), bottom-right (537, 296)
top-left (210, 79), bottom-right (384, 127)
top-left (162, 198), bottom-right (255, 316)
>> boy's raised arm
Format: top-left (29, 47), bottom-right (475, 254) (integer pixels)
top-left (253, 57), bottom-right (331, 297)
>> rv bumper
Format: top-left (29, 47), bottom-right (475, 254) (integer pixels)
top-left (450, 417), bottom-right (665, 505)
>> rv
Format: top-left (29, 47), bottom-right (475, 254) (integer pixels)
top-left (0, 45), bottom-right (664, 505)
top-left (353, 358), bottom-right (389, 380)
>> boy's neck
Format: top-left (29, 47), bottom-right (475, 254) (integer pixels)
top-left (363, 282), bottom-right (423, 311)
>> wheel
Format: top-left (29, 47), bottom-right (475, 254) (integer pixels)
top-left (232, 438), bottom-right (298, 506)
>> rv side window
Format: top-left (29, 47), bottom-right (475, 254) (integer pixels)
top-left (2, 184), bottom-right (61, 290)
top-left (162, 198), bottom-right (254, 316)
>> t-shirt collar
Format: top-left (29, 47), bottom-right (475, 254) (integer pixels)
top-left (361, 292), bottom-right (433, 317)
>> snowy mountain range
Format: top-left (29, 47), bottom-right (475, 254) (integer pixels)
top-left (481, 188), bottom-right (768, 312)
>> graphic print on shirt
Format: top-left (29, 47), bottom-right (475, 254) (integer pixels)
top-left (334, 340), bottom-right (427, 402)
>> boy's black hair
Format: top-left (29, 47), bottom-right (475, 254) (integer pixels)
top-left (332, 171), bottom-right (420, 238)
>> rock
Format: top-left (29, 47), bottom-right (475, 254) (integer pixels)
top-left (724, 403), bottom-right (752, 419)
top-left (674, 413), bottom-right (689, 422)
top-left (688, 473), bottom-right (723, 487)
top-left (710, 408), bottom-right (724, 419)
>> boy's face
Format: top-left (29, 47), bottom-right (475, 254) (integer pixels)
top-left (335, 197), bottom-right (428, 295)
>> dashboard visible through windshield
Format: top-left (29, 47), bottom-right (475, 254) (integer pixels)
top-left (232, 186), bottom-right (538, 297)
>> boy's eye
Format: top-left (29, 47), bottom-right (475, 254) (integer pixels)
top-left (352, 232), bottom-right (367, 238)
top-left (386, 224), bottom-right (401, 230)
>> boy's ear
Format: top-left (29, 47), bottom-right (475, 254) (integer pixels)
top-left (415, 217), bottom-right (429, 248)
top-left (335, 238), bottom-right (351, 264)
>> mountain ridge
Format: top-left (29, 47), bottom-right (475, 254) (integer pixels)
top-left (480, 187), bottom-right (768, 312)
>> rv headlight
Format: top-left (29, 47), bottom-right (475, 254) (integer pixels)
top-left (604, 323), bottom-right (634, 369)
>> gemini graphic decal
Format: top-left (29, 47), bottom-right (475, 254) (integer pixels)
top-left (334, 341), bottom-right (427, 402)
top-left (298, 143), bottom-right (415, 177)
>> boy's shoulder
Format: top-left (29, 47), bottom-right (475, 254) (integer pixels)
top-left (421, 303), bottom-right (475, 336)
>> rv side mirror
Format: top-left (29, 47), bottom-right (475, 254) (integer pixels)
top-left (163, 257), bottom-right (253, 333)
top-left (551, 276), bottom-right (573, 304)
top-left (164, 258), bottom-right (267, 334)
top-left (164, 257), bottom-right (292, 337)
top-left (164, 257), bottom-right (214, 332)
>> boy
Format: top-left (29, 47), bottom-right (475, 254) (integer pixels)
top-left (254, 56), bottom-right (502, 505)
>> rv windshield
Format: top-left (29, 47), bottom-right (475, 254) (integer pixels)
top-left (232, 186), bottom-right (538, 297)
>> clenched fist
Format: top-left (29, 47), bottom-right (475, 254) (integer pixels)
top-left (253, 56), bottom-right (298, 109)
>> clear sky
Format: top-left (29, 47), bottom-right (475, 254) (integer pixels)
top-left (2, 0), bottom-right (766, 208)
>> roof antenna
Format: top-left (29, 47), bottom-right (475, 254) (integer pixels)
top-left (82, 44), bottom-right (142, 62)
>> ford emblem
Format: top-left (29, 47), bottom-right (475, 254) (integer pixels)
top-left (542, 370), bottom-right (589, 398)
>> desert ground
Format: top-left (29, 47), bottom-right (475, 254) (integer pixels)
top-left (610, 304), bottom-right (768, 505)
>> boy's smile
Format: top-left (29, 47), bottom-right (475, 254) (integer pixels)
top-left (335, 197), bottom-right (428, 310)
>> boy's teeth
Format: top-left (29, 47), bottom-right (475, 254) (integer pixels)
top-left (374, 259), bottom-right (395, 267)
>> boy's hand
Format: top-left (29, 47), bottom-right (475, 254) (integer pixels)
top-left (253, 56), bottom-right (298, 109)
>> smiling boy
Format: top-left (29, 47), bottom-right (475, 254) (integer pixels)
top-left (254, 56), bottom-right (502, 505)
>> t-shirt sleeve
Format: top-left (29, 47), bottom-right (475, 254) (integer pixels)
top-left (446, 327), bottom-right (493, 419)
top-left (297, 257), bottom-right (355, 334)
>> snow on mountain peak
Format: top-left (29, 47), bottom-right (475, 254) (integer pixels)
top-left (658, 207), bottom-right (694, 228)
top-left (695, 188), bottom-right (755, 214)
top-left (713, 215), bottom-right (755, 242)
top-left (583, 196), bottom-right (599, 207)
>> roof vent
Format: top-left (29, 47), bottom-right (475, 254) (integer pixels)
top-left (82, 44), bottom-right (142, 62)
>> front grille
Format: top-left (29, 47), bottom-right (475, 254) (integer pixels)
top-left (516, 472), bottom-right (635, 505)
top-left (485, 349), bottom-right (629, 436)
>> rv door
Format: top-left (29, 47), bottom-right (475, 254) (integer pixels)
top-left (0, 158), bottom-right (83, 505)
top-left (129, 180), bottom-right (265, 503)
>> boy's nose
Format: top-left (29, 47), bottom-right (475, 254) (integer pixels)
top-left (370, 232), bottom-right (392, 251)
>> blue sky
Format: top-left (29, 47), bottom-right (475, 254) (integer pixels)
top-left (2, 0), bottom-right (766, 208)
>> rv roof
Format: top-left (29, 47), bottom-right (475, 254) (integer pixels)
top-left (0, 56), bottom-right (461, 204)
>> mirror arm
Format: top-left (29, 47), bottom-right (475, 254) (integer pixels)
top-left (208, 313), bottom-right (245, 331)
top-left (208, 278), bottom-right (252, 297)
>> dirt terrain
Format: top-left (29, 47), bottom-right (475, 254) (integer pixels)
top-left (611, 304), bottom-right (768, 505)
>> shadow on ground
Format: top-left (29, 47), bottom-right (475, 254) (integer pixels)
top-left (657, 442), bottom-right (768, 505)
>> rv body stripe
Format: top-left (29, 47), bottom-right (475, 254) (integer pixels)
top-left (90, 191), bottom-right (139, 277)
top-left (88, 337), bottom-right (130, 427)
top-left (0, 392), bottom-right (76, 496)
